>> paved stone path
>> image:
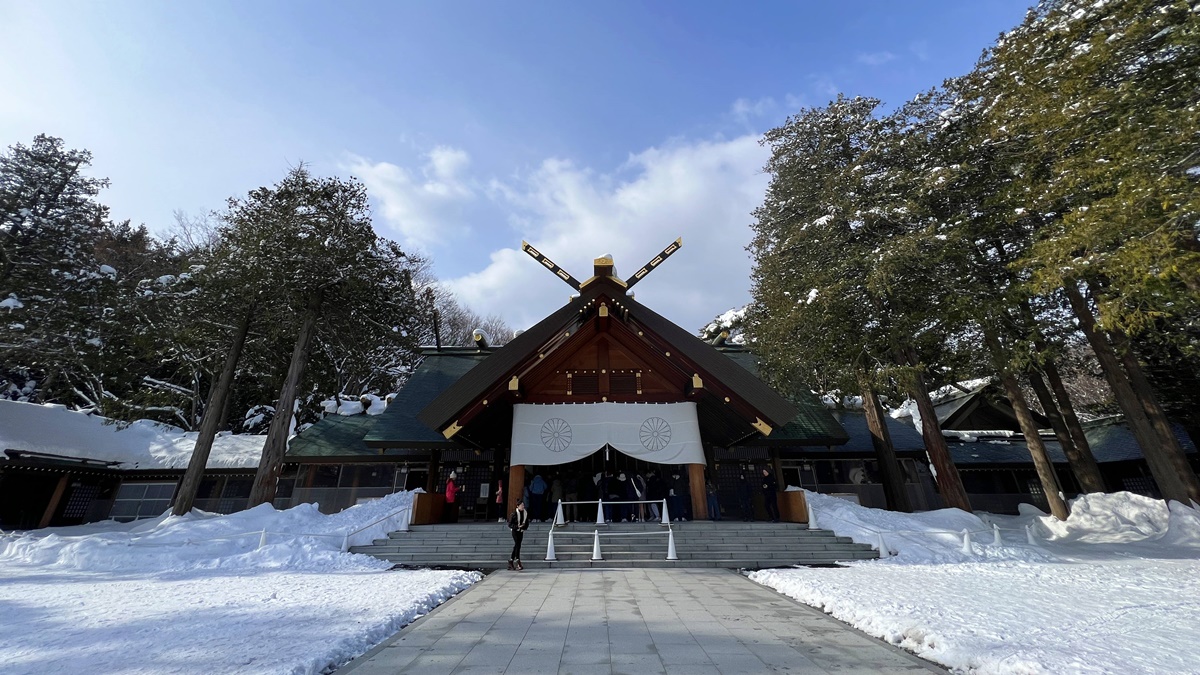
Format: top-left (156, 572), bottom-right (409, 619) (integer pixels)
top-left (338, 568), bottom-right (942, 674)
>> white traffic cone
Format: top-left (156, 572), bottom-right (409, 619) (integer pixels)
top-left (545, 528), bottom-right (557, 561)
top-left (666, 528), bottom-right (678, 561)
top-left (992, 523), bottom-right (1002, 546)
top-left (591, 530), bottom-right (603, 560)
top-left (961, 528), bottom-right (973, 555)
top-left (596, 499), bottom-right (606, 526)
top-left (660, 499), bottom-right (670, 526)
top-left (554, 501), bottom-right (566, 527)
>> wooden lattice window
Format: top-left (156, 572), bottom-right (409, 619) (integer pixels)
top-left (572, 374), bottom-right (600, 395)
top-left (611, 372), bottom-right (641, 394)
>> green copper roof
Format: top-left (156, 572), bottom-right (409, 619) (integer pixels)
top-left (363, 348), bottom-right (492, 448)
top-left (286, 414), bottom-right (378, 457)
top-left (721, 348), bottom-right (850, 446)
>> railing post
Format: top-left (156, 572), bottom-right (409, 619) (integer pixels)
top-left (545, 528), bottom-right (557, 561)
top-left (398, 506), bottom-right (410, 532)
top-left (1026, 523), bottom-right (1038, 545)
top-left (960, 528), bottom-right (972, 555)
top-left (596, 499), bottom-right (606, 526)
top-left (666, 528), bottom-right (678, 561)
top-left (876, 532), bottom-right (889, 558)
top-left (660, 498), bottom-right (670, 526)
top-left (554, 501), bottom-right (566, 527)
top-left (591, 530), bottom-right (603, 560)
top-left (992, 523), bottom-right (1001, 546)
top-left (258, 530), bottom-right (268, 549)
top-left (341, 534), bottom-right (350, 552)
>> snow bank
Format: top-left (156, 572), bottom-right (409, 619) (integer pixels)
top-left (752, 492), bottom-right (1200, 673)
top-left (0, 399), bottom-right (263, 468)
top-left (806, 489), bottom-right (1051, 564)
top-left (0, 489), bottom-right (481, 675)
top-left (0, 490), bottom-right (421, 573)
top-left (1032, 491), bottom-right (1200, 550)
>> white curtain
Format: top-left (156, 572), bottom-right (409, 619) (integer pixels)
top-left (511, 402), bottom-right (705, 466)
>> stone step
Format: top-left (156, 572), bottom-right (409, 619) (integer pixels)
top-left (372, 539), bottom-right (857, 550)
top-left (351, 523), bottom-right (878, 569)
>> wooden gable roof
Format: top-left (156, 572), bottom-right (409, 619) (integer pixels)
top-left (415, 274), bottom-right (831, 448)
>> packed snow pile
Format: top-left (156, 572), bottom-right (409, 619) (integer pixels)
top-left (0, 489), bottom-right (480, 675)
top-left (0, 489), bottom-right (422, 573)
top-left (0, 399), bottom-right (263, 469)
top-left (752, 492), bottom-right (1200, 673)
top-left (806, 489), bottom-right (1054, 564)
top-left (1030, 491), bottom-right (1200, 550)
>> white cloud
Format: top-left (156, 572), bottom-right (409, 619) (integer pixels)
top-left (856, 51), bottom-right (897, 66)
top-left (445, 135), bottom-right (771, 334)
top-left (730, 97), bottom-right (777, 125)
top-left (345, 146), bottom-right (475, 250)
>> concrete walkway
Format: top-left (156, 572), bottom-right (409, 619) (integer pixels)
top-left (338, 568), bottom-right (942, 674)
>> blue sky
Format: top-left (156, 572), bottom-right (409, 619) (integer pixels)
top-left (0, 1), bottom-right (1030, 333)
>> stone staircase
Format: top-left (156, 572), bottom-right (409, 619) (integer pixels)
top-left (348, 520), bottom-right (878, 570)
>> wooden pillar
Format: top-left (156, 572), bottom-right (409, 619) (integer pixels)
top-left (39, 474), bottom-right (70, 528)
top-left (688, 463), bottom-right (707, 520)
top-left (426, 451), bottom-right (441, 493)
top-left (508, 464), bottom-right (525, 515)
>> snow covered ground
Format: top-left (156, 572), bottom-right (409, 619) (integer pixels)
top-left (0, 491), bottom-right (479, 675)
top-left (751, 490), bottom-right (1200, 674)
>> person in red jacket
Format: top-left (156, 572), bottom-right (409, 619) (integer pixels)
top-left (443, 471), bottom-right (459, 523)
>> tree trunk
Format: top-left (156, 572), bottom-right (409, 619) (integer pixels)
top-left (173, 305), bottom-right (255, 515)
top-left (981, 328), bottom-right (1069, 519)
top-left (1002, 372), bottom-right (1070, 519)
top-left (897, 347), bottom-right (972, 511)
top-left (1110, 328), bottom-right (1200, 504)
top-left (1043, 359), bottom-right (1104, 490)
top-left (1064, 282), bottom-right (1200, 503)
top-left (1028, 367), bottom-right (1105, 493)
top-left (859, 374), bottom-right (911, 512)
top-left (248, 292), bottom-right (323, 508)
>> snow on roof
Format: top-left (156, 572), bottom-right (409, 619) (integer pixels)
top-left (0, 400), bottom-right (264, 470)
top-left (320, 393), bottom-right (391, 417)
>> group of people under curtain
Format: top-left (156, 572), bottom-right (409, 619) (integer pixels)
top-left (503, 466), bottom-right (782, 571)
top-left (498, 466), bottom-right (782, 525)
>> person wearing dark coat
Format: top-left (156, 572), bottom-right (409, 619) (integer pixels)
top-left (529, 472), bottom-right (548, 521)
top-left (508, 500), bottom-right (530, 570)
top-left (737, 472), bottom-right (754, 521)
top-left (648, 470), bottom-right (667, 516)
top-left (666, 471), bottom-right (686, 522)
top-left (761, 468), bottom-right (780, 523)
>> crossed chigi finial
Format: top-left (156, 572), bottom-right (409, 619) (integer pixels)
top-left (520, 238), bottom-right (683, 291)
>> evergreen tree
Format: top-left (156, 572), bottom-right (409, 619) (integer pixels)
top-left (0, 135), bottom-right (116, 408)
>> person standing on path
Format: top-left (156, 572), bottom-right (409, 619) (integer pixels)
top-left (761, 468), bottom-right (780, 523)
top-left (508, 499), bottom-right (530, 571)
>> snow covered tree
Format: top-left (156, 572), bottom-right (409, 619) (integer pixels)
top-left (976, 0), bottom-right (1200, 504)
top-left (231, 166), bottom-right (425, 508)
top-left (0, 135), bottom-right (116, 408)
top-left (746, 96), bottom-right (967, 513)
